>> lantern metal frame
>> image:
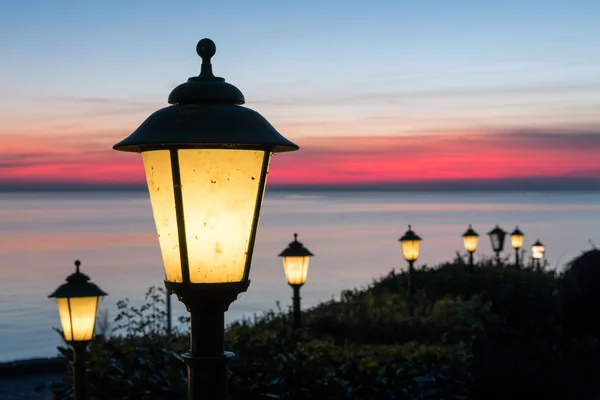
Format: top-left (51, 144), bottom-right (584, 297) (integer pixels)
top-left (399, 225), bottom-right (422, 315)
top-left (462, 224), bottom-right (479, 266)
top-left (48, 260), bottom-right (107, 400)
top-left (113, 38), bottom-right (298, 400)
top-left (510, 226), bottom-right (525, 267)
top-left (532, 239), bottom-right (545, 268)
top-left (487, 225), bottom-right (507, 263)
top-left (278, 233), bottom-right (314, 330)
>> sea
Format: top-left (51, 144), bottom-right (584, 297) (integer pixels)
top-left (1, 189), bottom-right (599, 362)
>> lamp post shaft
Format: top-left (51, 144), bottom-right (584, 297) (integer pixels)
top-left (166, 291), bottom-right (172, 335)
top-left (72, 343), bottom-right (87, 400)
top-left (292, 285), bottom-right (302, 330)
top-left (515, 249), bottom-right (520, 267)
top-left (408, 260), bottom-right (415, 316)
top-left (468, 252), bottom-right (474, 267)
top-left (495, 251), bottom-right (501, 264)
top-left (185, 309), bottom-right (229, 400)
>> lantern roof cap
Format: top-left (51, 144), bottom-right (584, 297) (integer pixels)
top-left (532, 239), bottom-right (544, 246)
top-left (399, 225), bottom-right (422, 242)
top-left (113, 38), bottom-right (298, 153)
top-left (48, 260), bottom-right (108, 299)
top-left (462, 224), bottom-right (479, 238)
top-left (487, 225), bottom-right (506, 236)
top-left (278, 233), bottom-right (314, 257)
top-left (511, 226), bottom-right (524, 236)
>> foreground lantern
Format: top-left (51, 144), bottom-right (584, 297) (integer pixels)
top-left (49, 260), bottom-right (107, 400)
top-left (278, 233), bottom-right (314, 330)
top-left (399, 225), bottom-right (422, 315)
top-left (510, 226), bottom-right (525, 267)
top-left (462, 224), bottom-right (479, 266)
top-left (113, 38), bottom-right (298, 400)
top-left (532, 239), bottom-right (545, 267)
top-left (488, 225), bottom-right (507, 262)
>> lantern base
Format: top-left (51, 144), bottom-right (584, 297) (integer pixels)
top-left (165, 280), bottom-right (250, 312)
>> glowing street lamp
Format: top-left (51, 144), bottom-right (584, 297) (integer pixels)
top-left (399, 225), bottom-right (422, 314)
top-left (113, 38), bottom-right (298, 400)
top-left (278, 233), bottom-right (314, 330)
top-left (487, 225), bottom-right (507, 263)
top-left (510, 226), bottom-right (525, 267)
top-left (49, 260), bottom-right (107, 400)
top-left (462, 224), bottom-right (479, 266)
top-left (532, 239), bottom-right (545, 268)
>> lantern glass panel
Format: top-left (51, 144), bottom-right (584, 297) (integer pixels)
top-left (532, 245), bottom-right (545, 260)
top-left (283, 256), bottom-right (310, 286)
top-left (401, 240), bottom-right (420, 262)
top-left (511, 234), bottom-right (524, 249)
top-left (56, 296), bottom-right (99, 342)
top-left (142, 149), bottom-right (270, 284)
top-left (464, 235), bottom-right (478, 253)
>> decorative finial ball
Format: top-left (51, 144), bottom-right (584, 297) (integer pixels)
top-left (294, 233), bottom-right (298, 241)
top-left (196, 38), bottom-right (216, 60)
top-left (74, 260), bottom-right (81, 268)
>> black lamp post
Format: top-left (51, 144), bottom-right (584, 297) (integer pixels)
top-left (278, 233), bottom-right (314, 330)
top-left (487, 225), bottom-right (507, 263)
top-left (113, 38), bottom-right (298, 400)
top-left (399, 225), bottom-right (422, 315)
top-left (462, 224), bottom-right (479, 266)
top-left (510, 226), bottom-right (524, 267)
top-left (532, 239), bottom-right (545, 268)
top-left (48, 260), bottom-right (107, 400)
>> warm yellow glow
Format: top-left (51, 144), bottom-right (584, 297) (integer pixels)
top-left (179, 149), bottom-right (267, 283)
top-left (143, 149), bottom-right (269, 283)
top-left (143, 150), bottom-right (182, 282)
top-left (464, 235), bottom-right (478, 253)
top-left (511, 234), bottom-right (524, 249)
top-left (532, 244), bottom-right (545, 260)
top-left (56, 297), bottom-right (99, 342)
top-left (401, 240), bottom-right (420, 262)
top-left (283, 256), bottom-right (310, 285)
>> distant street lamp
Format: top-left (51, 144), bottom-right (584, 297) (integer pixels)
top-left (532, 239), bottom-right (545, 268)
top-left (487, 225), bottom-right (507, 263)
top-left (462, 224), bottom-right (479, 266)
top-left (510, 226), bottom-right (525, 267)
top-left (113, 38), bottom-right (298, 400)
top-left (49, 260), bottom-right (107, 400)
top-left (278, 233), bottom-right (314, 330)
top-left (399, 225), bottom-right (422, 315)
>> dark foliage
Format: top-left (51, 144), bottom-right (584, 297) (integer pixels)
top-left (50, 250), bottom-right (600, 399)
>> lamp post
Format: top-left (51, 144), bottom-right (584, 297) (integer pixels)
top-left (532, 239), bottom-right (545, 268)
top-left (510, 226), bottom-right (524, 267)
top-left (278, 233), bottom-right (314, 330)
top-left (48, 260), bottom-right (107, 400)
top-left (487, 225), bottom-right (507, 263)
top-left (462, 224), bottom-right (479, 266)
top-left (399, 225), bottom-right (422, 315)
top-left (113, 38), bottom-right (298, 400)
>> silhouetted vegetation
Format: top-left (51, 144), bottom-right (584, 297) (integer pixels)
top-left (50, 250), bottom-right (600, 399)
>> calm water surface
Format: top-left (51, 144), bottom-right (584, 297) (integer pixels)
top-left (1, 190), bottom-right (599, 362)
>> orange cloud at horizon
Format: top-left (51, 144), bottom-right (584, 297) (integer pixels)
top-left (1, 130), bottom-right (599, 187)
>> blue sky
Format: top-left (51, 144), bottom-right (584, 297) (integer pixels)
top-left (0, 0), bottom-right (599, 186)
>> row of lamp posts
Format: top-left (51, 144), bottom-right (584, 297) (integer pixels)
top-left (462, 224), bottom-right (546, 267)
top-left (45, 38), bottom-right (548, 399)
top-left (48, 222), bottom-right (546, 399)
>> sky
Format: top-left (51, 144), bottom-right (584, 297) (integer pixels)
top-left (0, 0), bottom-right (599, 189)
